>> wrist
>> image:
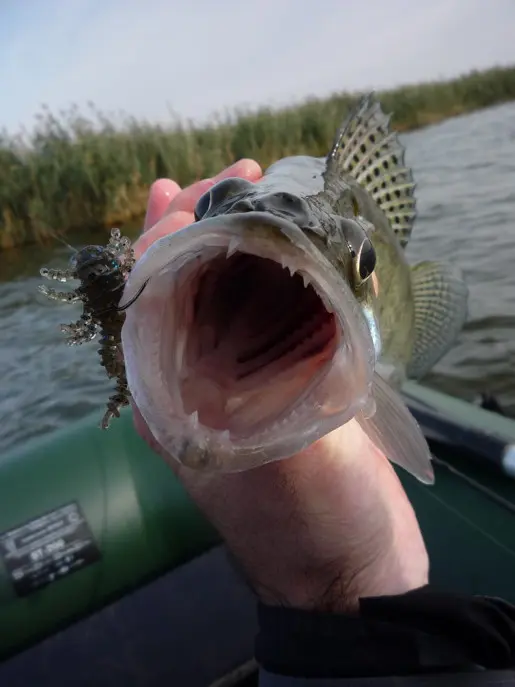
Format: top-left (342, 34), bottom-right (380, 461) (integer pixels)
top-left (249, 533), bottom-right (429, 614)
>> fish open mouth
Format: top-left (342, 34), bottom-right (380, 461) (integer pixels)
top-left (177, 250), bottom-right (339, 436)
top-left (121, 213), bottom-right (374, 471)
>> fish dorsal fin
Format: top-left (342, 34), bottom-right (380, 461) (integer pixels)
top-left (323, 93), bottom-right (417, 248)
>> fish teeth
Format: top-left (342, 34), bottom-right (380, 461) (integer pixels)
top-left (227, 237), bottom-right (241, 258)
top-left (188, 411), bottom-right (199, 429)
top-left (279, 256), bottom-right (296, 276)
top-left (301, 272), bottom-right (310, 288)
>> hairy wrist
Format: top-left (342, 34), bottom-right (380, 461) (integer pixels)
top-left (247, 532), bottom-right (429, 614)
top-left (253, 569), bottom-right (429, 615)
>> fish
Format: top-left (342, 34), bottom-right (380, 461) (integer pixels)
top-left (119, 93), bottom-right (469, 484)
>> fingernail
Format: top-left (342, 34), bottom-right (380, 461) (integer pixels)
top-left (144, 179), bottom-right (181, 232)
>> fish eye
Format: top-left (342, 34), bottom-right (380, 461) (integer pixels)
top-left (340, 217), bottom-right (376, 287)
top-left (354, 238), bottom-right (376, 285)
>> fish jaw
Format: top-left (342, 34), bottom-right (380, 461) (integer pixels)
top-left (120, 211), bottom-right (376, 472)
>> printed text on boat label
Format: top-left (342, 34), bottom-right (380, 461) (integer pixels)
top-left (0, 501), bottom-right (101, 597)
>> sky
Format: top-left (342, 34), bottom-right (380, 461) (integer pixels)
top-left (1, 0), bottom-right (514, 135)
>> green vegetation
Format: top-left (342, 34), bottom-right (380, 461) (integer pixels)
top-left (1, 64), bottom-right (515, 250)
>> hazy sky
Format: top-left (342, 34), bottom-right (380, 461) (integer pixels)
top-left (1, 0), bottom-right (514, 134)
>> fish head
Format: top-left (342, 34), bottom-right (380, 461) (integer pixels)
top-left (119, 177), bottom-right (378, 472)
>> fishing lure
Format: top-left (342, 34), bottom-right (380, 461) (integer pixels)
top-left (38, 228), bottom-right (147, 429)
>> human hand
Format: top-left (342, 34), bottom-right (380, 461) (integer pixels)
top-left (131, 160), bottom-right (429, 613)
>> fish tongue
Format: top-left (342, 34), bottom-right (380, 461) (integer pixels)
top-left (355, 372), bottom-right (434, 485)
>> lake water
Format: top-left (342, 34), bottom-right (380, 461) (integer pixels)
top-left (1, 102), bottom-right (515, 455)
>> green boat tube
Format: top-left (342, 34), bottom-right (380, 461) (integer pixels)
top-left (0, 382), bottom-right (514, 662)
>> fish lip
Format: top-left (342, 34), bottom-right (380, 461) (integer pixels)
top-left (121, 210), bottom-right (376, 472)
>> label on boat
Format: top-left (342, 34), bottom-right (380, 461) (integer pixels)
top-left (0, 501), bottom-right (101, 597)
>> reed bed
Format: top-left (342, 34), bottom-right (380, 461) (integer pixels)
top-left (1, 64), bottom-right (514, 249)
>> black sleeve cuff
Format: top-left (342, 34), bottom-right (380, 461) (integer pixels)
top-left (255, 585), bottom-right (515, 679)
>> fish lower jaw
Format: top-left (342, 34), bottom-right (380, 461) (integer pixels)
top-left (171, 390), bottom-right (355, 473)
top-left (123, 232), bottom-right (373, 472)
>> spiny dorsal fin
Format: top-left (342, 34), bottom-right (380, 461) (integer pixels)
top-left (323, 93), bottom-right (417, 248)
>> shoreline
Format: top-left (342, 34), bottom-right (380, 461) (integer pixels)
top-left (1, 64), bottom-right (514, 252)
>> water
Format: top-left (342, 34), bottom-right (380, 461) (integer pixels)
top-left (1, 103), bottom-right (515, 456)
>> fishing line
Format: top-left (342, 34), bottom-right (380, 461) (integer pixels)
top-left (423, 479), bottom-right (515, 560)
top-left (431, 453), bottom-right (515, 515)
top-left (49, 229), bottom-right (79, 255)
top-left (420, 454), bottom-right (515, 560)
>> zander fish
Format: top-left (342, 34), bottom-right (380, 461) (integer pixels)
top-left (119, 94), bottom-right (469, 483)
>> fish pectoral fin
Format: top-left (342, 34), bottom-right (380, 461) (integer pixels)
top-left (322, 93), bottom-right (417, 248)
top-left (407, 260), bottom-right (469, 380)
top-left (356, 372), bottom-right (435, 485)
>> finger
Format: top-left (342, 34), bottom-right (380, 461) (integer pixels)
top-left (134, 210), bottom-right (194, 259)
top-left (144, 179), bottom-right (182, 232)
top-left (212, 158), bottom-right (262, 183)
top-left (163, 159), bottom-right (263, 217)
top-left (163, 178), bottom-right (215, 216)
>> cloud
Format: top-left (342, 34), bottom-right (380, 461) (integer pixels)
top-left (0, 0), bottom-right (514, 134)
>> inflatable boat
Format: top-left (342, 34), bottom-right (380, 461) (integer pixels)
top-left (0, 382), bottom-right (514, 686)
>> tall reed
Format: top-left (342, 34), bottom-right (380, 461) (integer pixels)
top-left (1, 65), bottom-right (514, 249)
